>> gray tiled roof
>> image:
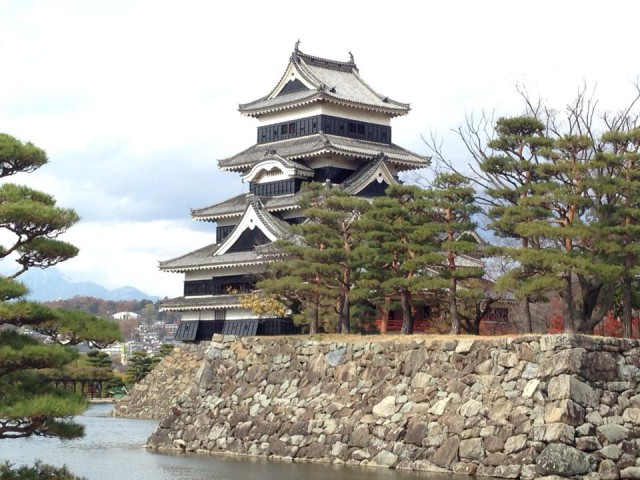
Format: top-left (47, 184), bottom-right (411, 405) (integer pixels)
top-left (239, 49), bottom-right (410, 117)
top-left (192, 193), bottom-right (302, 221)
top-left (159, 247), bottom-right (265, 272)
top-left (160, 294), bottom-right (243, 311)
top-left (192, 194), bottom-right (247, 220)
top-left (248, 195), bottom-right (292, 239)
top-left (341, 155), bottom-right (397, 194)
top-left (219, 133), bottom-right (429, 172)
top-left (263, 192), bottom-right (303, 212)
top-left (161, 197), bottom-right (292, 272)
top-left (425, 254), bottom-right (484, 271)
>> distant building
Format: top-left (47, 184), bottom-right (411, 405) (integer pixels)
top-left (112, 311), bottom-right (140, 321)
top-left (160, 44), bottom-right (429, 342)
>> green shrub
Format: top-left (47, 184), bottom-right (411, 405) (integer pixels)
top-left (0, 461), bottom-right (86, 480)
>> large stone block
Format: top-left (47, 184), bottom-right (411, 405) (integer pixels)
top-left (497, 351), bottom-right (519, 368)
top-left (453, 462), bottom-right (477, 475)
top-left (504, 433), bottom-right (528, 454)
top-left (538, 348), bottom-right (585, 379)
top-left (598, 459), bottom-right (620, 480)
top-left (597, 424), bottom-right (631, 445)
top-left (410, 372), bottom-right (432, 390)
top-left (431, 436), bottom-right (459, 469)
top-left (621, 467), bottom-right (640, 479)
top-left (547, 374), bottom-right (599, 408)
top-left (536, 443), bottom-right (594, 476)
top-left (487, 398), bottom-right (513, 425)
top-left (581, 351), bottom-right (618, 382)
top-left (483, 435), bottom-right (504, 453)
top-left (459, 437), bottom-right (483, 461)
top-left (460, 399), bottom-right (483, 417)
top-left (404, 419), bottom-right (428, 446)
top-left (350, 424), bottom-right (370, 448)
top-left (575, 435), bottom-right (602, 451)
top-left (541, 423), bottom-right (575, 444)
top-left (371, 450), bottom-right (398, 467)
top-left (372, 396), bottom-right (398, 418)
top-left (544, 399), bottom-right (585, 426)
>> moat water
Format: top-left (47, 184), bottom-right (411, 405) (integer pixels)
top-left (2, 404), bottom-right (446, 480)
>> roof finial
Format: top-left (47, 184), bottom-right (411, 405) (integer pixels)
top-left (348, 50), bottom-right (354, 64)
top-left (295, 39), bottom-right (301, 53)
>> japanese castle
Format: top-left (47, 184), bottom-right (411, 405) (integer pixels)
top-left (161, 44), bottom-right (429, 342)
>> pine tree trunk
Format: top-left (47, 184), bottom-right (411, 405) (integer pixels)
top-left (341, 294), bottom-right (350, 334)
top-left (339, 267), bottom-right (351, 334)
top-left (563, 276), bottom-right (576, 333)
top-left (335, 295), bottom-right (344, 334)
top-left (309, 287), bottom-right (319, 334)
top-left (623, 277), bottom-right (633, 338)
top-left (523, 296), bottom-right (533, 333)
top-left (449, 277), bottom-right (460, 334)
top-left (577, 278), bottom-right (615, 334)
top-left (400, 289), bottom-right (414, 334)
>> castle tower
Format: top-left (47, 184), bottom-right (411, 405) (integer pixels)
top-left (160, 44), bottom-right (429, 341)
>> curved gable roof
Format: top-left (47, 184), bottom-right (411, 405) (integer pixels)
top-left (239, 45), bottom-right (410, 118)
top-left (240, 153), bottom-right (314, 183)
top-left (215, 195), bottom-right (291, 256)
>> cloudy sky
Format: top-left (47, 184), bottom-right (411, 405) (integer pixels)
top-left (1, 0), bottom-right (639, 298)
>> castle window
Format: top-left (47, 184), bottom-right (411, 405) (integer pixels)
top-left (256, 115), bottom-right (391, 144)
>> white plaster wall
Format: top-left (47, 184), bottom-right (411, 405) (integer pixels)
top-left (215, 218), bottom-right (238, 227)
top-left (184, 265), bottom-right (264, 282)
top-left (180, 309), bottom-right (259, 321)
top-left (257, 103), bottom-right (390, 126)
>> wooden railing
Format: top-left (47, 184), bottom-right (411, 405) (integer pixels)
top-left (373, 319), bottom-right (430, 333)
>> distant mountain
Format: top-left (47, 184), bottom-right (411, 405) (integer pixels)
top-left (18, 268), bottom-right (159, 302)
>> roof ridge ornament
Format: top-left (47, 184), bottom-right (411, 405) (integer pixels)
top-left (348, 51), bottom-right (354, 64)
top-left (291, 39), bottom-right (302, 61)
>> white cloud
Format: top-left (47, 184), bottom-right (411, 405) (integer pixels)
top-left (1, 0), bottom-right (639, 297)
top-left (56, 219), bottom-right (212, 298)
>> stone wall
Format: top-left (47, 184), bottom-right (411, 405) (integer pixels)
top-left (111, 343), bottom-right (205, 419)
top-left (135, 334), bottom-right (640, 478)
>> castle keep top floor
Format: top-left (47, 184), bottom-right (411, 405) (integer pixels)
top-left (216, 45), bottom-right (426, 178)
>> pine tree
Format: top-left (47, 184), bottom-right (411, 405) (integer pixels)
top-left (126, 351), bottom-right (156, 384)
top-left (480, 116), bottom-right (553, 333)
top-left (596, 128), bottom-right (640, 337)
top-left (356, 184), bottom-right (443, 334)
top-left (0, 133), bottom-right (121, 440)
top-left (424, 173), bottom-right (484, 334)
top-left (259, 183), bottom-right (368, 334)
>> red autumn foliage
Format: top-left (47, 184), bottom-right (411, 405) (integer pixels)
top-left (547, 311), bottom-right (640, 339)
